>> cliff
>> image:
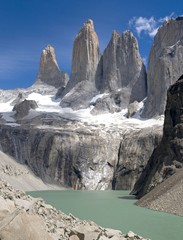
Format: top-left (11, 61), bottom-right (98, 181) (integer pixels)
top-left (143, 18), bottom-right (183, 117)
top-left (0, 118), bottom-right (162, 190)
top-left (132, 75), bottom-right (183, 198)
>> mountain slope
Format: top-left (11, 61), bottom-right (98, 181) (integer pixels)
top-left (136, 168), bottom-right (183, 216)
top-left (0, 151), bottom-right (64, 191)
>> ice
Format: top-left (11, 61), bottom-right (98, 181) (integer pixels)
top-left (0, 99), bottom-right (16, 122)
top-left (27, 93), bottom-right (60, 106)
top-left (0, 92), bottom-right (164, 130)
top-left (23, 92), bottom-right (164, 130)
top-left (169, 40), bottom-right (180, 48)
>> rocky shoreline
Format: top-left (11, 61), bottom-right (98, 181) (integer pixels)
top-left (0, 178), bottom-right (149, 240)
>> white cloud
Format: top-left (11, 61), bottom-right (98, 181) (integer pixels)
top-left (159, 12), bottom-right (175, 23)
top-left (129, 13), bottom-right (175, 38)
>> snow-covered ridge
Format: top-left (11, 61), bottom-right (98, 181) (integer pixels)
top-left (0, 90), bottom-right (164, 130)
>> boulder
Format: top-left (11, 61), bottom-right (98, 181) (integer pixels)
top-left (127, 101), bottom-right (139, 118)
top-left (13, 99), bottom-right (38, 118)
top-left (0, 210), bottom-right (52, 240)
top-left (10, 93), bottom-right (25, 106)
top-left (72, 225), bottom-right (101, 240)
top-left (91, 89), bottom-right (131, 115)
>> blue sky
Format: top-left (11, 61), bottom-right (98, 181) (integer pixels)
top-left (0, 0), bottom-right (182, 89)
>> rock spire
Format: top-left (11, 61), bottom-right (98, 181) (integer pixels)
top-left (102, 30), bottom-right (147, 103)
top-left (60, 19), bottom-right (101, 109)
top-left (36, 44), bottom-right (69, 88)
top-left (142, 18), bottom-right (183, 118)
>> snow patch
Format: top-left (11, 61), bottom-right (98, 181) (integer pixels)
top-left (0, 92), bottom-right (164, 131)
top-left (0, 99), bottom-right (16, 122)
top-left (90, 93), bottom-right (109, 103)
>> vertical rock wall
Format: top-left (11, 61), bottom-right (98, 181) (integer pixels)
top-left (143, 18), bottom-right (183, 118)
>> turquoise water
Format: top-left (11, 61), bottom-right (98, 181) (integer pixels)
top-left (28, 190), bottom-right (183, 240)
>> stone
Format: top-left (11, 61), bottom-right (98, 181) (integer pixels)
top-left (143, 18), bottom-right (183, 118)
top-left (127, 231), bottom-right (135, 238)
top-left (35, 44), bottom-right (69, 88)
top-left (10, 92), bottom-right (25, 106)
top-left (60, 19), bottom-right (101, 109)
top-left (98, 236), bottom-right (109, 240)
top-left (127, 101), bottom-right (140, 118)
top-left (105, 228), bottom-right (122, 238)
top-left (14, 198), bottom-right (32, 211)
top-left (72, 225), bottom-right (101, 240)
top-left (90, 95), bottom-right (116, 115)
top-left (0, 210), bottom-right (52, 240)
top-left (91, 89), bottom-right (131, 115)
top-left (0, 197), bottom-right (14, 212)
top-left (13, 99), bottom-right (38, 118)
top-left (110, 237), bottom-right (123, 240)
top-left (69, 235), bottom-right (80, 240)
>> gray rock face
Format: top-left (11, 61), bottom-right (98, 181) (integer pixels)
top-left (0, 120), bottom-right (162, 191)
top-left (143, 18), bottom-right (183, 118)
top-left (10, 92), bottom-right (25, 106)
top-left (91, 30), bottom-right (147, 115)
top-left (13, 99), bottom-right (38, 118)
top-left (113, 127), bottom-right (162, 190)
top-left (102, 30), bottom-right (147, 103)
top-left (36, 45), bottom-right (69, 88)
top-left (132, 76), bottom-right (183, 198)
top-left (60, 20), bottom-right (101, 109)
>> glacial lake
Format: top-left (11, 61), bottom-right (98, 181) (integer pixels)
top-left (28, 190), bottom-right (183, 240)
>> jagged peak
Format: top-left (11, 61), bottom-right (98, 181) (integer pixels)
top-left (79, 19), bottom-right (95, 34)
top-left (85, 19), bottom-right (94, 27)
top-left (75, 19), bottom-right (99, 45)
top-left (41, 44), bottom-right (59, 68)
top-left (112, 30), bottom-right (120, 37)
top-left (42, 44), bottom-right (55, 55)
top-left (45, 44), bottom-right (53, 50)
top-left (123, 30), bottom-right (133, 36)
top-left (111, 30), bottom-right (134, 41)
